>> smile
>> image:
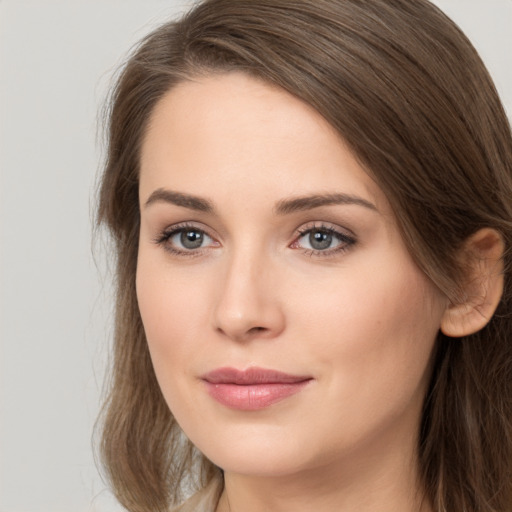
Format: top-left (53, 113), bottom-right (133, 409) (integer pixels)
top-left (201, 367), bottom-right (313, 411)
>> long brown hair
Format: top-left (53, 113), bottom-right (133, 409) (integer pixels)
top-left (97, 1), bottom-right (512, 511)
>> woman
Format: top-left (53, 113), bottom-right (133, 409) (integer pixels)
top-left (97, 1), bottom-right (512, 511)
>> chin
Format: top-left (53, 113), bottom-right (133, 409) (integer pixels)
top-left (207, 449), bottom-right (309, 478)
top-left (188, 422), bottom-right (314, 477)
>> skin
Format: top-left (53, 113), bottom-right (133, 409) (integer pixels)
top-left (137, 73), bottom-right (449, 512)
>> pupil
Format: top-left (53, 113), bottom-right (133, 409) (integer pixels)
top-left (310, 230), bottom-right (332, 250)
top-left (181, 230), bottom-right (203, 249)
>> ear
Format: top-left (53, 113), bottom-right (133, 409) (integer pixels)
top-left (441, 228), bottom-right (505, 338)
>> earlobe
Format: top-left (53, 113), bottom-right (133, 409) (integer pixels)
top-left (440, 228), bottom-right (505, 338)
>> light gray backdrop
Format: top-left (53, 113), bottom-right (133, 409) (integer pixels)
top-left (0, 1), bottom-right (511, 511)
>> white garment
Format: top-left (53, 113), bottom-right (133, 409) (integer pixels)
top-left (172, 478), bottom-right (223, 512)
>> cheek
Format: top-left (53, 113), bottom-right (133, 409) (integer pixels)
top-left (291, 259), bottom-right (444, 428)
top-left (136, 261), bottom-right (220, 439)
top-left (135, 254), bottom-right (212, 399)
top-left (137, 245), bottom-right (211, 338)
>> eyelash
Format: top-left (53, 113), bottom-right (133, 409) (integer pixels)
top-left (153, 222), bottom-right (216, 258)
top-left (293, 223), bottom-right (356, 258)
top-left (153, 222), bottom-right (356, 258)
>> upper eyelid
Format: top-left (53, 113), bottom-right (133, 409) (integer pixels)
top-left (294, 226), bottom-right (355, 243)
top-left (294, 221), bottom-right (356, 238)
top-left (161, 222), bottom-right (215, 237)
top-left (153, 222), bottom-right (216, 246)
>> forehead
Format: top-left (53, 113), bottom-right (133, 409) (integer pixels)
top-left (139, 72), bottom-right (387, 212)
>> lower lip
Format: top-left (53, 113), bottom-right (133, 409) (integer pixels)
top-left (204, 381), bottom-right (311, 411)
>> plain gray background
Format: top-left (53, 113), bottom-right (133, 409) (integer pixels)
top-left (0, 1), bottom-right (511, 511)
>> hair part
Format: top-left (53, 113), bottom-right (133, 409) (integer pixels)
top-left (97, 1), bottom-right (512, 510)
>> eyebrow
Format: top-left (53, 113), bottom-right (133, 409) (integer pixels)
top-left (143, 189), bottom-right (378, 215)
top-left (144, 188), bottom-right (214, 213)
top-left (274, 193), bottom-right (378, 215)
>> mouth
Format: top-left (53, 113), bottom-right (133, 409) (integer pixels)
top-left (201, 367), bottom-right (313, 411)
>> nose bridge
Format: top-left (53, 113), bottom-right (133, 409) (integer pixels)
top-left (213, 238), bottom-right (284, 341)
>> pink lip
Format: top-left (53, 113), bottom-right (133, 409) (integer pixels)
top-left (201, 367), bottom-right (313, 411)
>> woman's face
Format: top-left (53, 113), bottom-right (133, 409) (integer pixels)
top-left (137, 73), bottom-right (448, 478)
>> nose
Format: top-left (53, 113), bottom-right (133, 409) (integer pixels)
top-left (213, 250), bottom-right (285, 342)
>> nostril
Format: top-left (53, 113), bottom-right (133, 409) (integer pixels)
top-left (249, 326), bottom-right (267, 334)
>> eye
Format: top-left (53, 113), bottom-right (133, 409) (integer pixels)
top-left (302, 230), bottom-right (336, 251)
top-left (291, 225), bottom-right (355, 255)
top-left (172, 228), bottom-right (211, 250)
top-left (154, 223), bottom-right (219, 255)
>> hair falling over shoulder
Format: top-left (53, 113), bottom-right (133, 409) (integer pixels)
top-left (96, 1), bottom-right (512, 511)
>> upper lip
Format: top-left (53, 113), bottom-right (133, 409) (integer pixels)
top-left (202, 367), bottom-right (312, 385)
